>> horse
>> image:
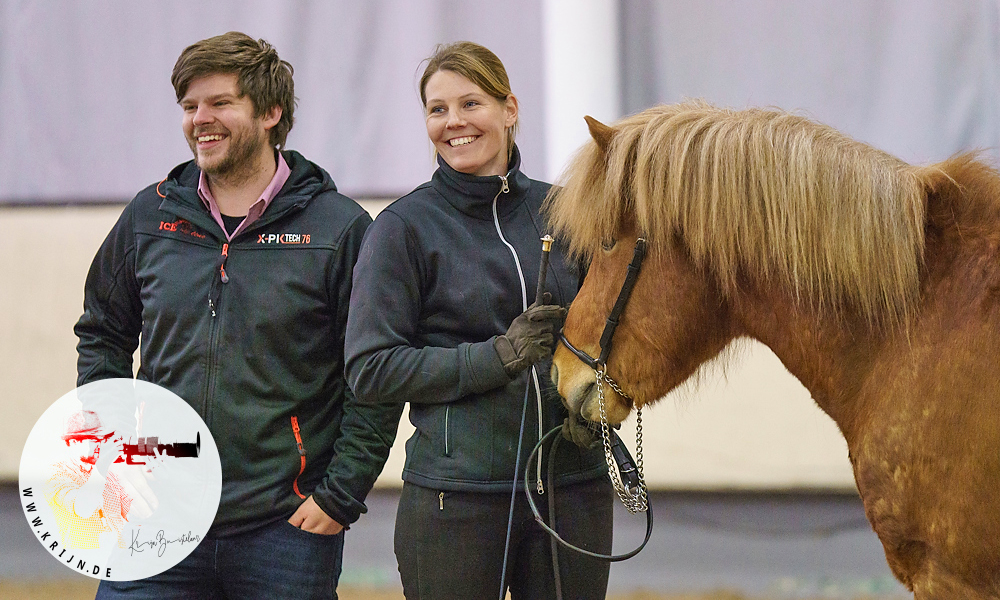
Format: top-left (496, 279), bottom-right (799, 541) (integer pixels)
top-left (545, 100), bottom-right (1000, 599)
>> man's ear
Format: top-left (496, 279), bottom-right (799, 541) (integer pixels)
top-left (262, 105), bottom-right (282, 131)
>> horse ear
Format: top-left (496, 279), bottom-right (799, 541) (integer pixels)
top-left (585, 115), bottom-right (614, 152)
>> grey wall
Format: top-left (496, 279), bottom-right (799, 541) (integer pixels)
top-left (2, 0), bottom-right (999, 489)
top-left (0, 0), bottom-right (548, 203)
top-left (2, 1), bottom-right (996, 203)
top-left (620, 0), bottom-right (1000, 165)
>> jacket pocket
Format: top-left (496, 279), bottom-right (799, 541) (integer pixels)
top-left (290, 416), bottom-right (307, 499)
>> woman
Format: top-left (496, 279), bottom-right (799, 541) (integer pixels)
top-left (345, 42), bottom-right (613, 599)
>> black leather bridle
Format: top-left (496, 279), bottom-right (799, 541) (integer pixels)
top-left (524, 236), bottom-right (653, 563)
top-left (559, 237), bottom-right (648, 373)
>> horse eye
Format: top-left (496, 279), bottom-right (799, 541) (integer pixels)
top-left (601, 238), bottom-right (617, 252)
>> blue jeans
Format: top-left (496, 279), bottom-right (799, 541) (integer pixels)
top-left (95, 518), bottom-right (345, 600)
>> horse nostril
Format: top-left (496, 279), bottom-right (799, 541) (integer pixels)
top-left (550, 364), bottom-right (559, 387)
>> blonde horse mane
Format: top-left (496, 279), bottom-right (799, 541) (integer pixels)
top-left (545, 101), bottom-right (939, 326)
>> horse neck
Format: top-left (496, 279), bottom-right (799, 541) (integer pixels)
top-left (729, 286), bottom-right (883, 443)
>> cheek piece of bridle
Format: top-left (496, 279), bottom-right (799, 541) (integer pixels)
top-left (559, 238), bottom-right (648, 372)
top-left (525, 237), bottom-right (652, 562)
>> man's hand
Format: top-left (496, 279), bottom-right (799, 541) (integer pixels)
top-left (288, 495), bottom-right (344, 535)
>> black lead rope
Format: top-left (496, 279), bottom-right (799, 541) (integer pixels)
top-left (505, 236), bottom-right (650, 600)
top-left (524, 426), bottom-right (654, 561)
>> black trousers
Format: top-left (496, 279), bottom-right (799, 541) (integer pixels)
top-left (394, 477), bottom-right (613, 600)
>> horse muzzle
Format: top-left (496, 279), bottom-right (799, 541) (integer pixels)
top-left (552, 347), bottom-right (631, 425)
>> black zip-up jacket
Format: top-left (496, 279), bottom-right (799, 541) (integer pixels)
top-left (75, 150), bottom-right (397, 536)
top-left (345, 147), bottom-right (606, 492)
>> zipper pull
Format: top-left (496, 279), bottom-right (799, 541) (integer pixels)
top-left (499, 174), bottom-right (509, 194)
top-left (439, 491), bottom-right (444, 511)
top-left (219, 243), bottom-right (230, 283)
top-left (291, 416), bottom-right (305, 457)
top-left (209, 243), bottom-right (230, 317)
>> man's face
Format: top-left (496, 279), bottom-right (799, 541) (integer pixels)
top-left (179, 73), bottom-right (277, 179)
top-left (67, 437), bottom-right (101, 472)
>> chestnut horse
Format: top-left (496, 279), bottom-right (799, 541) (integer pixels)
top-left (547, 101), bottom-right (1000, 599)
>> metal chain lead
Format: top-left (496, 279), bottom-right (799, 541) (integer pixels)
top-left (633, 407), bottom-right (648, 510)
top-left (597, 367), bottom-right (648, 514)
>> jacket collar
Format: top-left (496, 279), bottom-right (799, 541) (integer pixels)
top-left (157, 150), bottom-right (333, 239)
top-left (431, 144), bottom-right (532, 221)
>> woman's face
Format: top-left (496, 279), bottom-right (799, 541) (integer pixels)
top-left (424, 69), bottom-right (518, 178)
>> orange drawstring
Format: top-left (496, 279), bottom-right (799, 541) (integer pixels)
top-left (290, 416), bottom-right (307, 499)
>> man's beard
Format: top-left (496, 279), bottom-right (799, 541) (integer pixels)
top-left (189, 124), bottom-right (268, 183)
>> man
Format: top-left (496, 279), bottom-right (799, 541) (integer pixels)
top-left (75, 32), bottom-right (396, 598)
top-left (45, 411), bottom-right (132, 550)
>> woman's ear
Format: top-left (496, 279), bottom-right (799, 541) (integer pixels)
top-left (504, 94), bottom-right (519, 128)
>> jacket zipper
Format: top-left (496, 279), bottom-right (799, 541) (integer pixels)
top-left (203, 243), bottom-right (230, 424)
top-left (492, 173), bottom-right (545, 494)
top-left (444, 406), bottom-right (450, 456)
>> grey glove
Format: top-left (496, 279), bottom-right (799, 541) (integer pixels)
top-left (493, 300), bottom-right (567, 378)
top-left (562, 413), bottom-right (601, 449)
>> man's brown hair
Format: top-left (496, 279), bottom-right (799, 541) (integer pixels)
top-left (171, 32), bottom-right (296, 149)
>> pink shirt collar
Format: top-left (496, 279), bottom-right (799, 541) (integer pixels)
top-left (197, 152), bottom-right (292, 241)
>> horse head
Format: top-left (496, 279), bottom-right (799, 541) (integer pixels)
top-left (549, 114), bottom-right (733, 425)
top-left (547, 102), bottom-right (926, 425)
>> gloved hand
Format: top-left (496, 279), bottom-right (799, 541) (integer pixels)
top-left (493, 297), bottom-right (567, 378)
top-left (562, 413), bottom-right (600, 449)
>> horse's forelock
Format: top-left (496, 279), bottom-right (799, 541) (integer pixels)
top-left (546, 137), bottom-right (619, 262)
